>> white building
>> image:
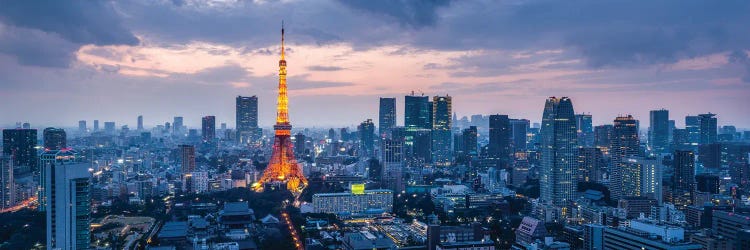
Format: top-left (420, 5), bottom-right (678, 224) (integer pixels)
top-left (312, 189), bottom-right (393, 214)
top-left (45, 162), bottom-right (91, 250)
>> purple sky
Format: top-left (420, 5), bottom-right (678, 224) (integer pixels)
top-left (0, 0), bottom-right (749, 129)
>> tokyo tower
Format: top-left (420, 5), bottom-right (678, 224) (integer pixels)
top-left (253, 22), bottom-right (308, 193)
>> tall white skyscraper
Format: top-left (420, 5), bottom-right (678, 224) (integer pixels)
top-left (45, 162), bottom-right (91, 250)
top-left (540, 97), bottom-right (577, 207)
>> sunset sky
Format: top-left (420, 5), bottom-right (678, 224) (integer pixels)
top-left (1, 0), bottom-right (748, 128)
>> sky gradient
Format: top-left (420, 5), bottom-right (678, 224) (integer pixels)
top-left (1, 0), bottom-right (749, 129)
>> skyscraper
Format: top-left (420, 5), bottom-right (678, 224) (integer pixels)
top-left (462, 126), bottom-right (478, 158)
top-left (201, 115), bottom-right (216, 143)
top-left (358, 119), bottom-right (375, 157)
top-left (78, 120), bottom-right (86, 133)
top-left (0, 156), bottom-right (13, 210)
top-left (381, 138), bottom-right (404, 192)
top-left (43, 127), bottom-right (67, 150)
top-left (93, 120), bottom-right (99, 132)
top-left (104, 121), bottom-right (116, 135)
top-left (511, 119), bottom-right (530, 153)
top-left (610, 115), bottom-right (639, 201)
top-left (432, 95), bottom-right (452, 166)
top-left (686, 115), bottom-right (701, 146)
top-left (698, 113), bottom-right (717, 145)
top-left (405, 94), bottom-right (431, 129)
top-left (673, 150), bottom-right (695, 192)
top-left (539, 97), bottom-right (577, 206)
top-left (489, 114), bottom-right (511, 165)
top-left (575, 113), bottom-right (594, 147)
top-left (172, 117), bottom-right (184, 135)
top-left (577, 147), bottom-right (605, 183)
top-left (45, 162), bottom-right (91, 250)
top-left (294, 132), bottom-right (306, 156)
top-left (594, 125), bottom-right (614, 150)
top-left (179, 145), bottom-right (196, 174)
top-left (649, 109), bottom-right (669, 154)
top-left (2, 128), bottom-right (37, 174)
top-left (236, 95), bottom-right (259, 143)
top-left (379, 97), bottom-right (396, 138)
top-left (137, 115), bottom-right (144, 131)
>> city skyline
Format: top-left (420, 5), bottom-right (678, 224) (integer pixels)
top-left (1, 1), bottom-right (749, 128)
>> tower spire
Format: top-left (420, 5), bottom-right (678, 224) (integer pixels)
top-left (281, 20), bottom-right (285, 60)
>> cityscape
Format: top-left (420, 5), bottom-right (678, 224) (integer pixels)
top-left (1, 1), bottom-right (750, 250)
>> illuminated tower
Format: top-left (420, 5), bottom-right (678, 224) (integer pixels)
top-left (255, 23), bottom-right (308, 193)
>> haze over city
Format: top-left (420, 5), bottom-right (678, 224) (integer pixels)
top-left (1, 0), bottom-right (748, 128)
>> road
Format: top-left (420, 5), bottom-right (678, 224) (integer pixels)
top-left (0, 197), bottom-right (37, 213)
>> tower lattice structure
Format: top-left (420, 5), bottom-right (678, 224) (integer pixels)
top-left (255, 22), bottom-right (308, 193)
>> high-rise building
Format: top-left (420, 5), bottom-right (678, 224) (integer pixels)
top-left (294, 132), bottom-right (306, 156)
top-left (432, 95), bottom-right (452, 166)
top-left (78, 120), bottom-right (86, 133)
top-left (712, 211), bottom-right (750, 248)
top-left (2, 128), bottom-right (37, 174)
top-left (539, 97), bottom-right (577, 206)
top-left (405, 94), bottom-right (431, 129)
top-left (379, 97), bottom-right (396, 138)
top-left (462, 126), bottom-right (478, 158)
top-left (594, 125), bottom-right (614, 150)
top-left (649, 109), bottom-right (670, 154)
top-left (0, 156), bottom-right (13, 209)
top-left (610, 115), bottom-right (639, 201)
top-left (45, 162), bottom-right (91, 250)
top-left (511, 119), bottom-right (530, 152)
top-left (39, 149), bottom-right (79, 211)
top-left (104, 121), bottom-right (116, 135)
top-left (686, 115), bottom-right (701, 146)
top-left (577, 147), bottom-right (605, 183)
top-left (489, 114), bottom-right (511, 165)
top-left (673, 128), bottom-right (690, 150)
top-left (172, 116), bottom-right (184, 135)
top-left (93, 120), bottom-right (99, 132)
top-left (673, 150), bottom-right (695, 191)
top-left (576, 113), bottom-right (594, 147)
top-left (179, 145), bottom-right (196, 174)
top-left (695, 173), bottom-right (720, 194)
top-left (623, 157), bottom-right (663, 204)
top-left (698, 113), bottom-right (717, 145)
top-left (137, 115), bottom-right (144, 131)
top-left (201, 115), bottom-right (216, 143)
top-left (358, 119), bottom-right (375, 157)
top-left (381, 138), bottom-right (404, 192)
top-left (236, 95), bottom-right (259, 143)
top-left (43, 127), bottom-right (66, 150)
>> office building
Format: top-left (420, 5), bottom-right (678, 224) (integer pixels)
top-left (294, 132), bottom-right (306, 156)
top-left (515, 216), bottom-right (547, 245)
top-left (432, 95), bottom-right (452, 166)
top-left (601, 220), bottom-right (701, 250)
top-left (2, 128), bottom-right (37, 174)
top-left (379, 97), bottom-right (396, 138)
top-left (45, 162), bottom-right (91, 250)
top-left (462, 126), bottom-right (478, 158)
top-left (77, 120), bottom-right (86, 133)
top-left (712, 210), bottom-right (750, 248)
top-left (201, 115), bottom-right (216, 143)
top-left (594, 125), bottom-right (614, 150)
top-left (489, 114), bottom-right (511, 165)
top-left (624, 157), bottom-right (663, 203)
top-left (673, 150), bottom-right (695, 192)
top-left (93, 120), bottom-right (99, 132)
top-left (695, 173), bottom-right (720, 194)
top-left (576, 113), bottom-right (594, 147)
top-left (43, 127), bottom-right (66, 150)
top-left (104, 121), bottom-right (116, 135)
top-left (539, 97), bottom-right (577, 206)
top-left (405, 94), bottom-right (431, 129)
top-left (358, 119), bottom-right (375, 157)
top-left (610, 115), bottom-right (639, 201)
top-left (236, 95), bottom-right (259, 143)
top-left (39, 149), bottom-right (80, 212)
top-left (0, 156), bottom-right (13, 209)
top-left (699, 113), bottom-right (717, 145)
top-left (650, 109), bottom-right (670, 154)
top-left (686, 116), bottom-right (701, 146)
top-left (179, 145), bottom-right (196, 174)
top-left (577, 147), bottom-right (605, 183)
top-left (584, 224), bottom-right (605, 250)
top-left (172, 116), bottom-right (184, 135)
top-left (381, 138), bottom-right (404, 192)
top-left (511, 119), bottom-right (529, 152)
top-left (312, 189), bottom-right (393, 214)
top-left (137, 115), bottom-right (144, 131)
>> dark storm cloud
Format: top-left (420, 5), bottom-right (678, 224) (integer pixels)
top-left (337, 0), bottom-right (451, 28)
top-left (0, 0), bottom-right (139, 67)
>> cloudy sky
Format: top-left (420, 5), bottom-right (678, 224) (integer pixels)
top-left (1, 0), bottom-right (748, 129)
